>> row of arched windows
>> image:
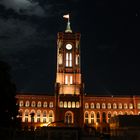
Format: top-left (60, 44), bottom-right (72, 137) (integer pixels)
top-left (84, 111), bottom-right (135, 124)
top-left (85, 102), bottom-right (134, 109)
top-left (20, 109), bottom-right (54, 123)
top-left (59, 101), bottom-right (80, 108)
top-left (19, 101), bottom-right (54, 108)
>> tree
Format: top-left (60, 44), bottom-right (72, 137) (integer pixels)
top-left (0, 61), bottom-right (19, 128)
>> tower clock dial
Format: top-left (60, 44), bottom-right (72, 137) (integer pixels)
top-left (66, 44), bottom-right (72, 50)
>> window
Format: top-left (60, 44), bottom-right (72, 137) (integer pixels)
top-left (137, 103), bottom-right (140, 109)
top-left (66, 53), bottom-right (72, 67)
top-left (68, 101), bottom-right (71, 108)
top-left (76, 55), bottom-right (79, 65)
top-left (96, 103), bottom-right (100, 109)
top-left (118, 103), bottom-right (122, 109)
top-left (25, 110), bottom-right (29, 122)
top-left (19, 110), bottom-right (23, 117)
top-left (37, 101), bottom-right (41, 107)
top-left (65, 75), bottom-right (68, 84)
top-left (102, 103), bottom-right (106, 109)
top-left (76, 102), bottom-right (80, 108)
top-left (90, 103), bottom-right (94, 109)
top-left (49, 102), bottom-right (53, 108)
top-left (91, 112), bottom-right (94, 124)
top-left (25, 101), bottom-right (30, 107)
top-left (31, 101), bottom-right (36, 107)
top-left (113, 103), bottom-right (117, 109)
top-left (59, 101), bottom-right (63, 108)
top-left (119, 111), bottom-right (123, 115)
top-left (102, 112), bottom-right (106, 123)
top-left (96, 112), bottom-right (100, 123)
top-left (108, 112), bottom-right (111, 123)
top-left (43, 102), bottom-right (47, 107)
top-left (64, 101), bottom-right (67, 108)
top-left (129, 103), bottom-right (133, 109)
top-left (107, 103), bottom-right (111, 109)
top-left (72, 102), bottom-right (75, 108)
top-left (43, 111), bottom-right (47, 117)
top-left (49, 111), bottom-right (53, 122)
top-left (124, 103), bottom-right (128, 109)
top-left (19, 101), bottom-right (24, 107)
top-left (43, 118), bottom-right (46, 123)
top-left (85, 103), bottom-right (89, 109)
top-left (84, 112), bottom-right (89, 124)
top-left (113, 111), bottom-right (117, 116)
top-left (65, 111), bottom-right (73, 124)
top-left (70, 76), bottom-right (73, 84)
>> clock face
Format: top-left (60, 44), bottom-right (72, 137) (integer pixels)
top-left (66, 44), bottom-right (72, 50)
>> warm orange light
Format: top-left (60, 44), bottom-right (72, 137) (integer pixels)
top-left (63, 14), bottom-right (69, 19)
top-left (40, 122), bottom-right (51, 127)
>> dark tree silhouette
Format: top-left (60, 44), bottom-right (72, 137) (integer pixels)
top-left (0, 61), bottom-right (19, 128)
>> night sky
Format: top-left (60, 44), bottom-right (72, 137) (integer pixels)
top-left (0, 0), bottom-right (139, 95)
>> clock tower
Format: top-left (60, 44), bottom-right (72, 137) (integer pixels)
top-left (55, 16), bottom-right (84, 127)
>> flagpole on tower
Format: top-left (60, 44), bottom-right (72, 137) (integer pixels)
top-left (63, 14), bottom-right (72, 33)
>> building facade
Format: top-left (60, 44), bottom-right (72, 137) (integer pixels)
top-left (16, 19), bottom-right (140, 130)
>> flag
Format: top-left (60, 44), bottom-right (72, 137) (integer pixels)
top-left (63, 14), bottom-right (69, 19)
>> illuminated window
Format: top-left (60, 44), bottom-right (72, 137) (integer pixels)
top-left (107, 103), bottom-right (111, 109)
top-left (30, 111), bottom-right (35, 123)
top-left (90, 103), bottom-right (94, 109)
top-left (68, 101), bottom-right (71, 108)
top-left (84, 112), bottom-right (89, 124)
top-left (43, 111), bottom-right (47, 117)
top-left (66, 53), bottom-right (72, 67)
top-left (37, 110), bottom-right (41, 117)
top-left (118, 103), bottom-right (122, 109)
top-left (43, 102), bottom-right (47, 107)
top-left (37, 101), bottom-right (41, 107)
top-left (65, 111), bottom-right (73, 124)
top-left (76, 102), bottom-right (80, 108)
top-left (129, 103), bottom-right (133, 109)
top-left (43, 118), bottom-right (46, 123)
top-left (85, 103), bottom-right (89, 109)
top-left (119, 111), bottom-right (123, 115)
top-left (96, 103), bottom-right (100, 109)
top-left (72, 102), bottom-right (75, 108)
top-left (25, 101), bottom-right (30, 107)
top-left (102, 103), bottom-right (106, 109)
top-left (124, 103), bottom-right (128, 109)
top-left (113, 103), bottom-right (117, 109)
top-left (91, 112), bottom-right (94, 124)
top-left (64, 101), bottom-right (67, 108)
top-left (59, 101), bottom-right (63, 108)
top-left (49, 102), bottom-right (53, 108)
top-left (25, 110), bottom-right (29, 122)
top-left (65, 75), bottom-right (68, 84)
top-left (113, 111), bottom-right (117, 116)
top-left (102, 112), bottom-right (106, 123)
top-left (137, 103), bottom-right (140, 109)
top-left (31, 101), bottom-right (36, 107)
top-left (96, 112), bottom-right (100, 123)
top-left (19, 101), bottom-right (24, 107)
top-left (70, 76), bottom-right (73, 84)
top-left (49, 111), bottom-right (53, 122)
top-left (129, 111), bottom-right (133, 115)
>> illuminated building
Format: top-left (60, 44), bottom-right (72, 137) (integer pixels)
top-left (16, 17), bottom-right (140, 131)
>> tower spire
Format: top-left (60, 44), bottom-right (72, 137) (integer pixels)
top-left (63, 14), bottom-right (72, 33)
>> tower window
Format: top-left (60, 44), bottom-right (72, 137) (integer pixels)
top-left (66, 53), bottom-right (72, 67)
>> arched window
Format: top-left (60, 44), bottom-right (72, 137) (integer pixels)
top-left (64, 101), bottom-right (67, 108)
top-left (65, 111), bottom-right (73, 124)
top-left (137, 103), bottom-right (140, 109)
top-left (84, 112), bottom-right (89, 124)
top-left (96, 112), bottom-right (100, 123)
top-left (102, 103), bottom-right (106, 109)
top-left (91, 112), bottom-right (95, 124)
top-left (43, 111), bottom-right (47, 123)
top-left (37, 101), bottom-right (41, 107)
top-left (25, 101), bottom-right (30, 107)
top-left (102, 112), bottom-right (106, 123)
top-left (118, 103), bottom-right (122, 109)
top-left (119, 111), bottom-right (123, 115)
top-left (49, 102), bottom-right (53, 108)
top-left (24, 110), bottom-right (29, 122)
top-left (129, 103), bottom-right (133, 109)
top-left (19, 110), bottom-right (23, 117)
top-left (59, 101), bottom-right (63, 108)
top-left (30, 110), bottom-right (35, 123)
top-left (37, 110), bottom-right (41, 122)
top-left (72, 102), bottom-right (75, 108)
top-left (113, 111), bottom-right (117, 116)
top-left (19, 101), bottom-right (24, 107)
top-left (124, 103), bottom-right (128, 109)
top-left (107, 103), bottom-right (111, 109)
top-left (68, 101), bottom-right (71, 108)
top-left (76, 102), bottom-right (80, 108)
top-left (107, 112), bottom-right (111, 123)
top-left (96, 103), bottom-right (100, 109)
top-left (31, 101), bottom-right (36, 107)
top-left (43, 102), bottom-right (47, 107)
top-left (66, 53), bottom-right (72, 67)
top-left (49, 111), bottom-right (54, 123)
top-left (90, 103), bottom-right (94, 109)
top-left (85, 103), bottom-right (89, 109)
top-left (113, 103), bottom-right (117, 109)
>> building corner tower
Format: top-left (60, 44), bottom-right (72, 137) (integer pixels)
top-left (55, 16), bottom-right (84, 127)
